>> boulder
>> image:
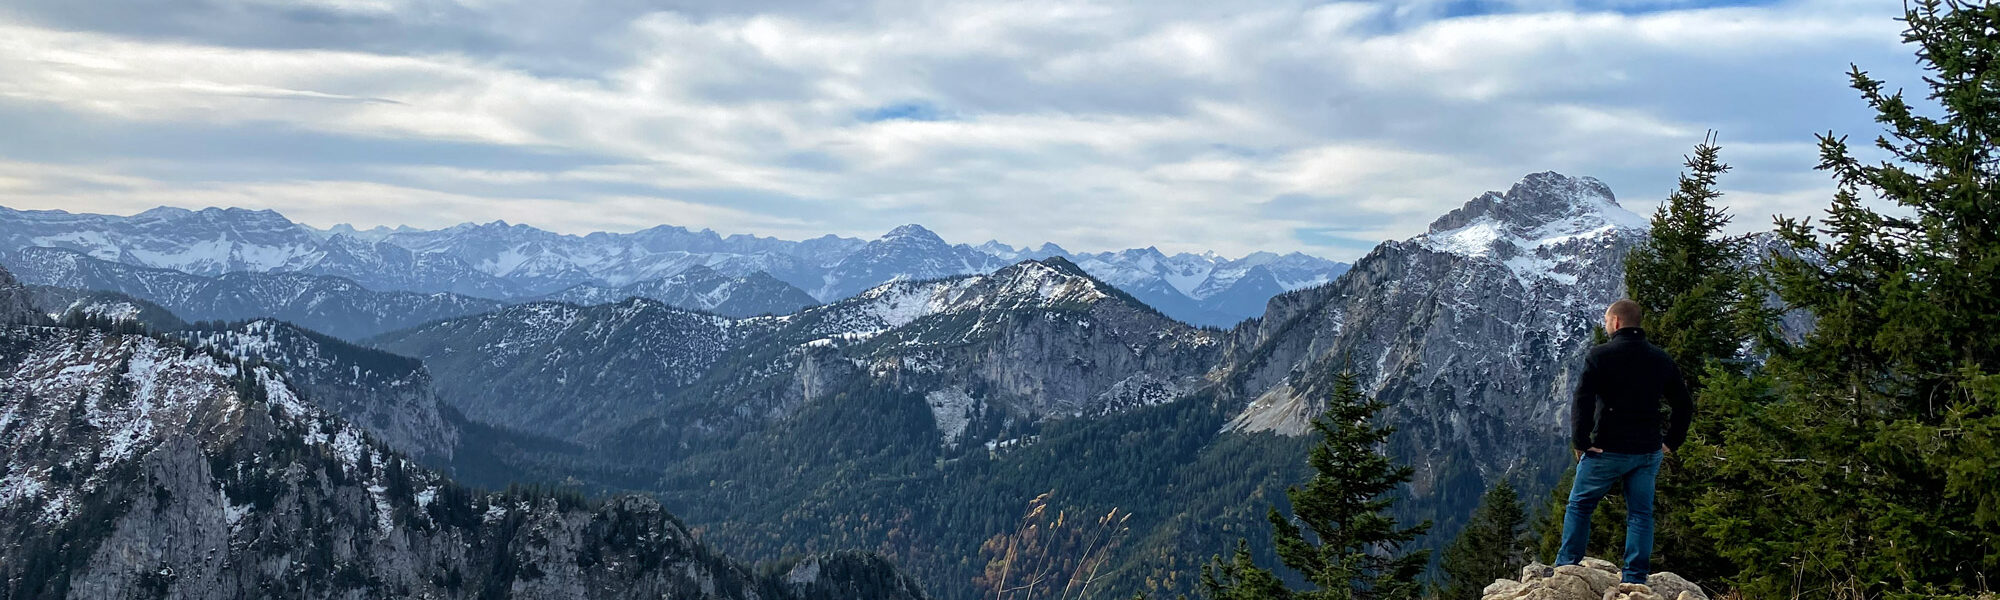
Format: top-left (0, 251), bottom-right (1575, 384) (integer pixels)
top-left (1643, 572), bottom-right (1706, 600)
top-left (1521, 562), bottom-right (1553, 582)
top-left (1602, 582), bottom-right (1664, 600)
top-left (1485, 579), bottom-right (1527, 597)
top-left (1556, 564), bottom-right (1619, 596)
top-left (1581, 558), bottom-right (1619, 574)
top-left (1542, 570), bottom-right (1598, 599)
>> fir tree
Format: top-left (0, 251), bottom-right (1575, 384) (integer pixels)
top-left (1689, 1), bottom-right (2000, 595)
top-left (1203, 540), bottom-right (1292, 600)
top-left (1436, 480), bottom-right (1528, 600)
top-left (1623, 133), bottom-right (1751, 379)
top-left (1202, 370), bottom-right (1430, 600)
top-left (1620, 135), bottom-right (1753, 582)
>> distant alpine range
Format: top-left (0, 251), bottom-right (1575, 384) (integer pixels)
top-left (0, 205), bottom-right (1351, 328)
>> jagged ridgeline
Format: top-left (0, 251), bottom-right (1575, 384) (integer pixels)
top-left (0, 266), bottom-right (928, 600)
top-left (0, 205), bottom-right (1349, 330)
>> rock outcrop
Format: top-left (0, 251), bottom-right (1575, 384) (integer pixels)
top-left (0, 264), bottom-right (48, 325)
top-left (1483, 558), bottom-right (1709, 600)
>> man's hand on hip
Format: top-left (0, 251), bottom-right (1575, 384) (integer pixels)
top-left (1575, 447), bottom-right (1604, 461)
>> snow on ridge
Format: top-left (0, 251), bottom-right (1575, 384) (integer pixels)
top-left (1415, 179), bottom-right (1647, 288)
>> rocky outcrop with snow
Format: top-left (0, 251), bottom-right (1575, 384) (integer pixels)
top-left (1215, 172), bottom-right (1647, 514)
top-left (1484, 558), bottom-right (1709, 600)
top-left (0, 264), bottom-right (48, 326)
top-left (0, 321), bottom-right (926, 600)
top-left (173, 319), bottom-right (461, 461)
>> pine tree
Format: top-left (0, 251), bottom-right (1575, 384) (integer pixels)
top-left (1203, 540), bottom-right (1292, 600)
top-left (1619, 135), bottom-right (1753, 582)
top-left (1437, 480), bottom-right (1528, 600)
top-left (1688, 1), bottom-right (2000, 595)
top-left (1623, 133), bottom-right (1751, 380)
top-left (1202, 370), bottom-right (1431, 600)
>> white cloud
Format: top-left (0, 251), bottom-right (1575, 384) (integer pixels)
top-left (0, 0), bottom-right (1917, 259)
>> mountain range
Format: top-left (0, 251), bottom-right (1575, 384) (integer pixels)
top-left (1, 171), bottom-right (1651, 600)
top-left (0, 268), bottom-right (928, 600)
top-left (355, 171), bottom-right (1647, 598)
top-left (0, 246), bottom-right (507, 340)
top-left (0, 206), bottom-right (1349, 327)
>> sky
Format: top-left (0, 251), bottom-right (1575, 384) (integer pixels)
top-left (0, 0), bottom-right (1920, 260)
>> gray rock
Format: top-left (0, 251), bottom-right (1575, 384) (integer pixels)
top-left (1557, 564), bottom-right (1620, 596)
top-left (1603, 583), bottom-right (1664, 600)
top-left (1543, 570), bottom-right (1598, 599)
top-left (1487, 557), bottom-right (1701, 600)
top-left (0, 264), bottom-right (48, 325)
top-left (1644, 572), bottom-right (1707, 600)
top-left (1486, 579), bottom-right (1527, 597)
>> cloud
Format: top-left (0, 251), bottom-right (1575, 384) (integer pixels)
top-left (0, 0), bottom-right (1919, 259)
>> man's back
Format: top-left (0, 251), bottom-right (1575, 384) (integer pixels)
top-left (1571, 327), bottom-right (1693, 454)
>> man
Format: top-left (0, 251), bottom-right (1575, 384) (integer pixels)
top-left (1555, 298), bottom-right (1693, 584)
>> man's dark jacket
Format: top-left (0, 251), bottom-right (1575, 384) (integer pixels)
top-left (1571, 327), bottom-right (1693, 454)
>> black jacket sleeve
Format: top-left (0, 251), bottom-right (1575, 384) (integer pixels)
top-left (1571, 355), bottom-right (1599, 451)
top-left (1663, 361), bottom-right (1694, 451)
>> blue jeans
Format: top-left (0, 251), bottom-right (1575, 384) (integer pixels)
top-left (1556, 449), bottom-right (1662, 583)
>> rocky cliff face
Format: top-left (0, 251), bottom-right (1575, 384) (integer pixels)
top-left (27, 287), bottom-right (188, 331)
top-left (0, 264), bottom-right (48, 326)
top-left (0, 322), bottom-right (926, 600)
top-left (172, 319), bottom-right (461, 462)
top-left (1215, 172), bottom-right (1647, 505)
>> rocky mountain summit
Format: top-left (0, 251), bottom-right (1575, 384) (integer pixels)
top-left (1214, 172), bottom-right (1647, 514)
top-left (1484, 559), bottom-right (1708, 600)
top-left (978, 243), bottom-right (1350, 327)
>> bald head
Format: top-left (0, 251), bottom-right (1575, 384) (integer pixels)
top-left (1605, 299), bottom-right (1644, 332)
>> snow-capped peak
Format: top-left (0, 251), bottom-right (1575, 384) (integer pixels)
top-left (1419, 172), bottom-right (1647, 259)
top-left (974, 240), bottom-right (1019, 258)
top-left (881, 224), bottom-right (946, 245)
